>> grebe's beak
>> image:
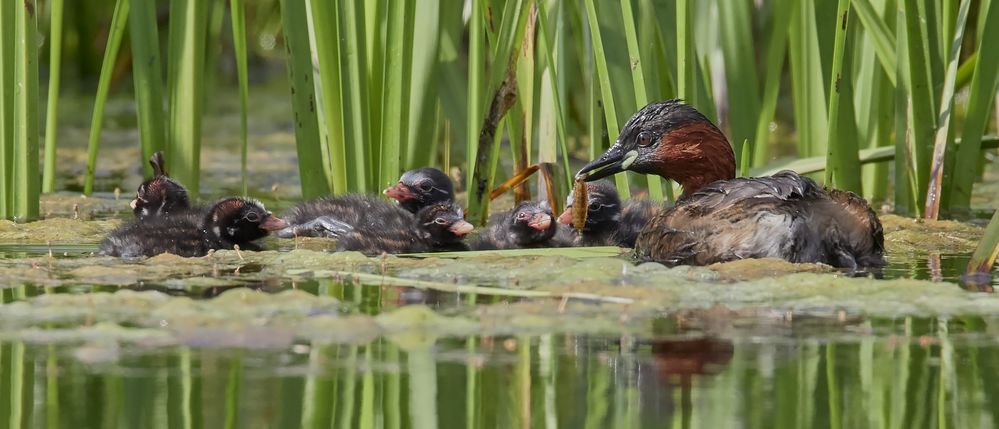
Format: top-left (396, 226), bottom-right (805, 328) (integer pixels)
top-left (556, 208), bottom-right (573, 225)
top-left (448, 220), bottom-right (474, 236)
top-left (526, 213), bottom-right (552, 231)
top-left (259, 215), bottom-right (290, 231)
top-left (383, 182), bottom-right (418, 202)
top-left (575, 144), bottom-right (638, 182)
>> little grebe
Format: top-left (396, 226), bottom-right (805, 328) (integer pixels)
top-left (102, 197), bottom-right (287, 258)
top-left (334, 202), bottom-right (475, 254)
top-left (383, 167), bottom-right (455, 214)
top-left (556, 181), bottom-right (658, 247)
top-left (470, 201), bottom-right (569, 250)
top-left (131, 151), bottom-right (190, 219)
top-left (576, 100), bottom-right (884, 269)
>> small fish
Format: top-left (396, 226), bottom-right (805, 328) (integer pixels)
top-left (572, 178), bottom-right (588, 231)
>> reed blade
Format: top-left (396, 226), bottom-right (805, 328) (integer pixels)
top-left (379, 0), bottom-right (415, 191)
top-left (306, 0), bottom-right (347, 194)
top-left (0, 0), bottom-right (16, 216)
top-left (129, 0), bottom-right (167, 178)
top-left (946, 0), bottom-right (999, 212)
top-left (900, 0), bottom-right (939, 216)
top-left (279, 0), bottom-right (328, 198)
top-left (166, 0), bottom-right (210, 199)
top-left (968, 210), bottom-right (999, 274)
top-left (824, 0), bottom-right (862, 193)
top-left (340, 1), bottom-right (370, 192)
top-left (42, 0), bottom-right (64, 193)
top-left (620, 0), bottom-right (663, 201)
top-left (718, 0), bottom-right (761, 169)
top-left (82, 0), bottom-right (128, 196)
top-left (584, 0), bottom-right (630, 198)
top-left (924, 0), bottom-right (971, 219)
top-left (230, 0), bottom-right (250, 195)
top-left (13, 0), bottom-right (40, 220)
top-left (753, 0), bottom-right (793, 166)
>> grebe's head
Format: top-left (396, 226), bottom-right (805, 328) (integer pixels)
top-left (131, 151), bottom-right (191, 218)
top-left (383, 167), bottom-right (455, 213)
top-left (509, 201), bottom-right (557, 245)
top-left (206, 197), bottom-right (288, 244)
top-left (576, 100), bottom-right (735, 196)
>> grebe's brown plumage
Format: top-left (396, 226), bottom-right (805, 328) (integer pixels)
top-left (576, 100), bottom-right (884, 269)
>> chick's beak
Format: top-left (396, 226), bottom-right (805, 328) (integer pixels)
top-left (527, 213), bottom-right (552, 231)
top-left (258, 215), bottom-right (289, 231)
top-left (575, 143), bottom-right (638, 182)
top-left (383, 182), bottom-right (418, 201)
top-left (448, 220), bottom-right (475, 236)
top-left (557, 208), bottom-right (574, 225)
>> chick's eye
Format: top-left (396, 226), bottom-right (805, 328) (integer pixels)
top-left (434, 218), bottom-right (448, 225)
top-left (244, 212), bottom-right (260, 222)
top-left (418, 181), bottom-right (432, 192)
top-left (588, 202), bottom-right (600, 211)
top-left (637, 131), bottom-right (655, 147)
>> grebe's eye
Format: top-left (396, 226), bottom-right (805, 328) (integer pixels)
top-left (637, 131), bottom-right (655, 147)
top-left (588, 202), bottom-right (601, 211)
top-left (244, 211), bottom-right (260, 222)
top-left (418, 181), bottom-right (432, 192)
top-left (434, 218), bottom-right (448, 225)
top-left (516, 212), bottom-right (529, 220)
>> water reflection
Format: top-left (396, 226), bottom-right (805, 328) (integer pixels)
top-left (4, 318), bottom-right (999, 428)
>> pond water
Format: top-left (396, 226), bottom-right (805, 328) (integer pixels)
top-left (0, 228), bottom-right (997, 428)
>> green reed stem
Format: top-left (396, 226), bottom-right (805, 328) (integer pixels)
top-left (946, 0), bottom-right (999, 212)
top-left (619, 0), bottom-right (663, 201)
top-left (128, 0), bottom-right (167, 177)
top-left (379, 0), bottom-right (414, 190)
top-left (967, 209), bottom-right (999, 274)
top-left (306, 0), bottom-right (347, 194)
top-left (852, 0), bottom-right (898, 86)
top-left (752, 0), bottom-right (792, 166)
top-left (13, 0), bottom-right (40, 220)
top-left (230, 0), bottom-right (249, 195)
top-left (166, 0), bottom-right (209, 198)
top-left (583, 1), bottom-right (630, 198)
top-left (42, 0), bottom-right (64, 193)
top-left (340, 2), bottom-right (372, 191)
top-left (1, 0), bottom-right (16, 217)
top-left (280, 0), bottom-right (327, 198)
top-left (83, 0), bottom-right (127, 196)
top-left (901, 0), bottom-right (938, 216)
top-left (535, 3), bottom-right (573, 190)
top-left (789, 0), bottom-right (829, 159)
top-left (924, 0), bottom-right (971, 219)
top-left (465, 0), bottom-right (484, 202)
top-left (718, 0), bottom-right (760, 167)
top-left (825, 0), bottom-right (862, 193)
